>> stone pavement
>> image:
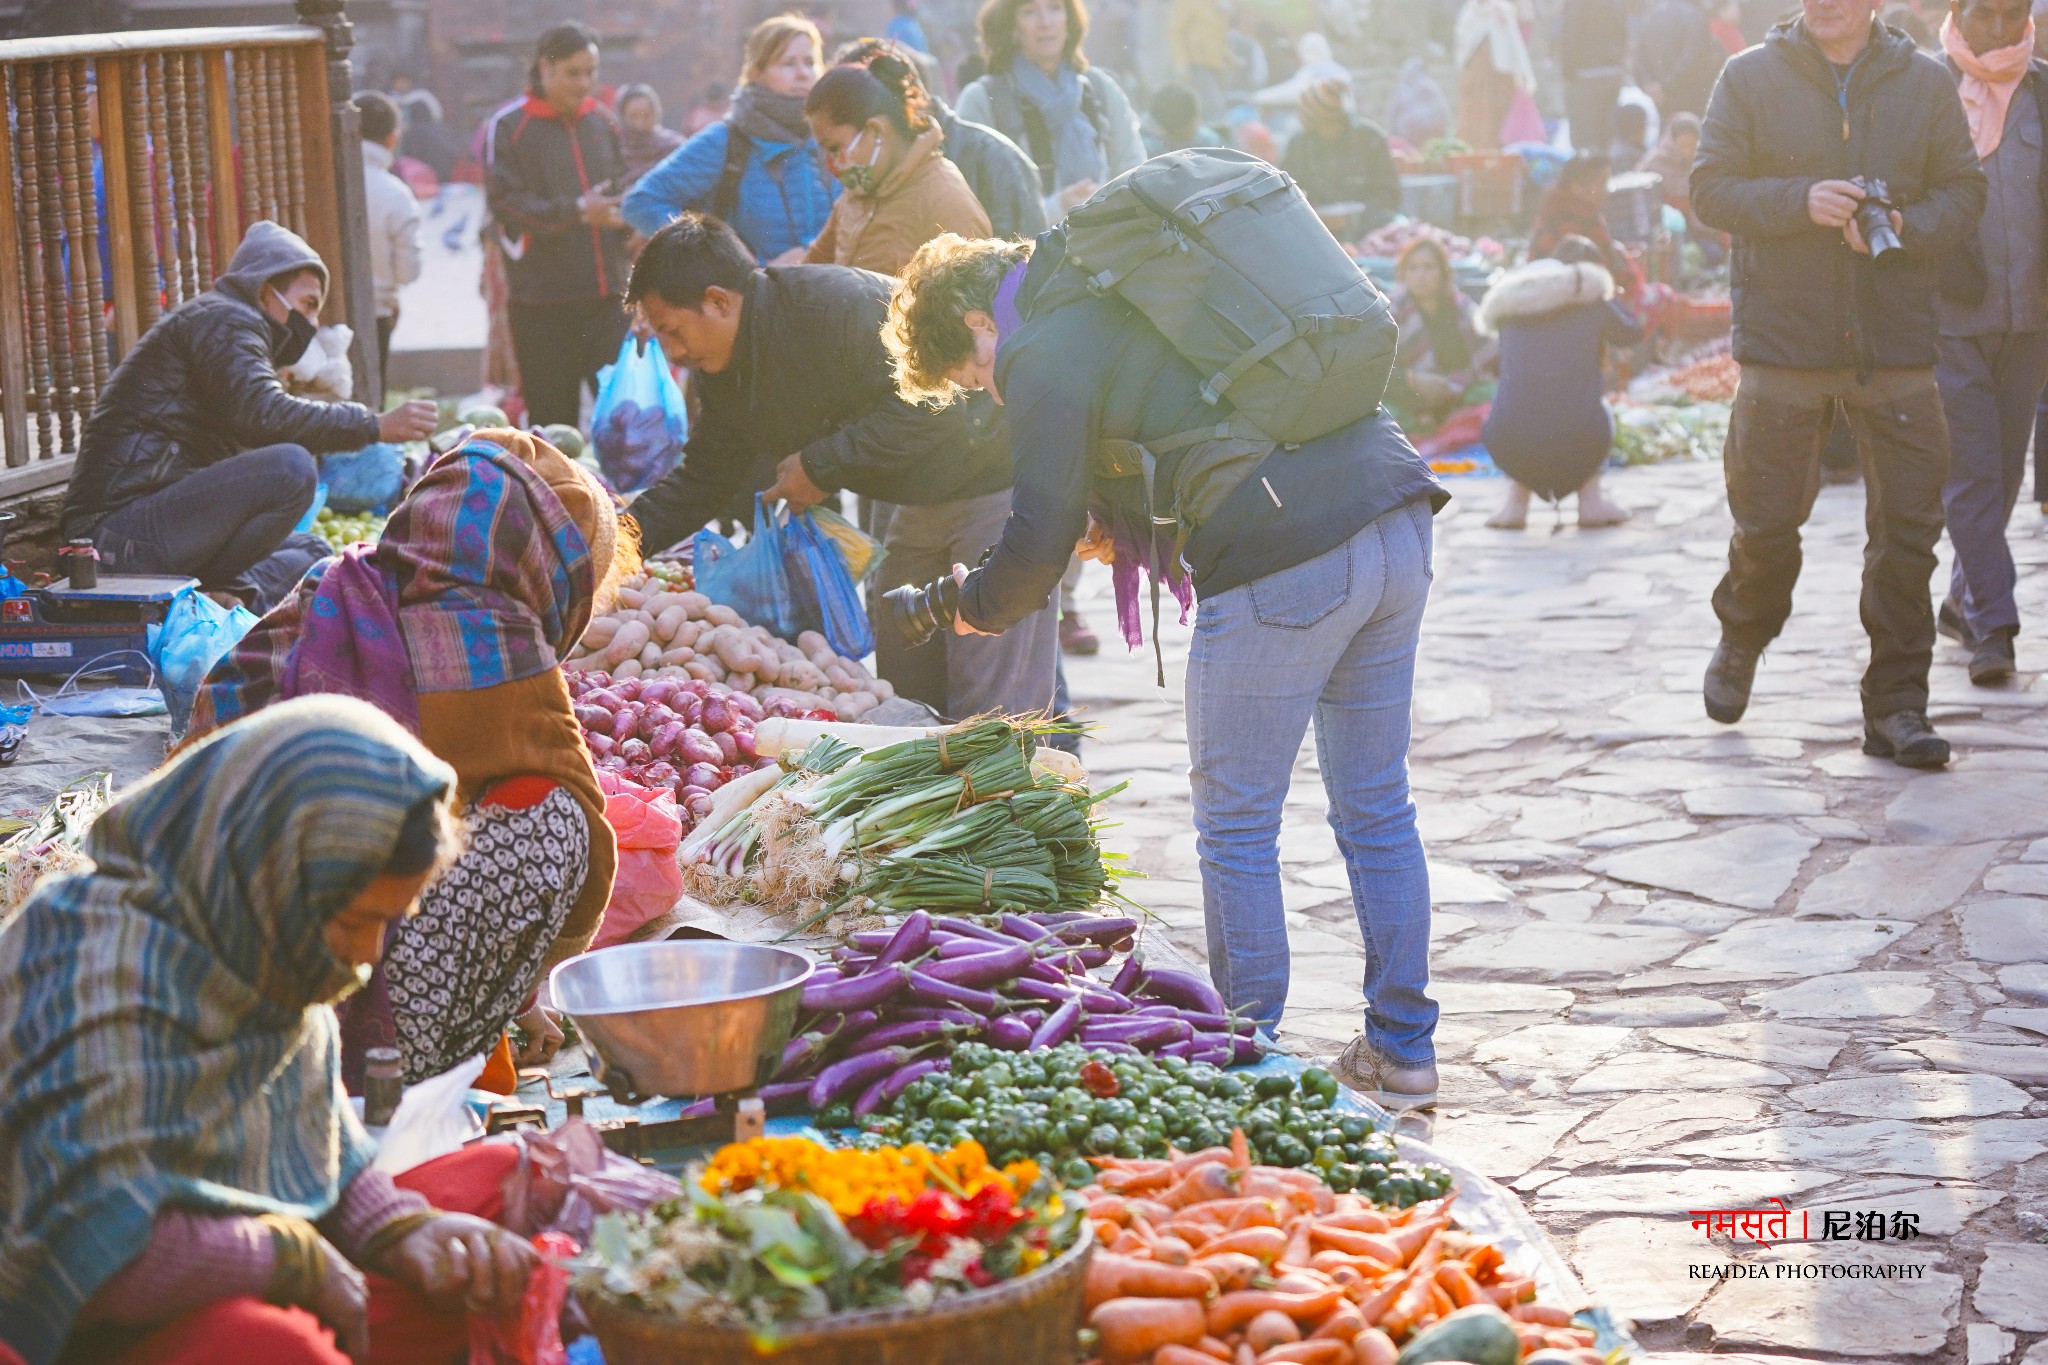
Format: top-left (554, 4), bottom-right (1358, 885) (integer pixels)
top-left (1073, 458), bottom-right (2048, 1365)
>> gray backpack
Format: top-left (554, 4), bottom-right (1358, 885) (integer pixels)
top-left (1037, 147), bottom-right (1398, 451)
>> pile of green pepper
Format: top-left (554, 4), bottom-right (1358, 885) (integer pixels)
top-left (836, 1043), bottom-right (1453, 1208)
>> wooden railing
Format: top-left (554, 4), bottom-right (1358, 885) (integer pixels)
top-left (0, 3), bottom-right (375, 501)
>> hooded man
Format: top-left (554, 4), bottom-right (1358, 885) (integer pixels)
top-left (62, 222), bottom-right (438, 610)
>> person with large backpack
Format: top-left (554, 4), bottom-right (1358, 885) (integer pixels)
top-left (620, 14), bottom-right (839, 264)
top-left (955, 0), bottom-right (1147, 225)
top-left (882, 150), bottom-right (1447, 1111)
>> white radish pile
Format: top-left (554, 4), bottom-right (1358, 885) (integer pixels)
top-left (564, 576), bottom-right (894, 722)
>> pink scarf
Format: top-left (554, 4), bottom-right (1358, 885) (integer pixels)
top-left (1943, 13), bottom-right (2035, 158)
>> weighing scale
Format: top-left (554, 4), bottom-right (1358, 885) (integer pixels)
top-left (0, 513), bottom-right (196, 685)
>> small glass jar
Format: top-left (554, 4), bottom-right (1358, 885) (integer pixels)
top-left (363, 1047), bottom-right (404, 1126)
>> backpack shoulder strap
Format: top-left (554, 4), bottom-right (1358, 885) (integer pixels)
top-left (988, 74), bottom-right (1057, 194)
top-left (710, 123), bottom-right (752, 223)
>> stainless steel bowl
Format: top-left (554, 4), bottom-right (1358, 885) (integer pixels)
top-left (549, 941), bottom-right (815, 1100)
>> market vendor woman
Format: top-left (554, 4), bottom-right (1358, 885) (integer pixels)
top-left (0, 698), bottom-right (540, 1365)
top-left (883, 233), bottom-right (1448, 1110)
top-left (189, 430), bottom-right (629, 1090)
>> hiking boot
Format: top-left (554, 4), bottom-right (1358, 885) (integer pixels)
top-left (1059, 611), bottom-right (1100, 656)
top-left (1863, 710), bottom-right (1951, 769)
top-left (1704, 638), bottom-right (1761, 724)
top-left (1970, 627), bottom-right (2017, 686)
top-left (1334, 1036), bottom-right (1438, 1112)
top-left (1937, 599), bottom-right (1975, 647)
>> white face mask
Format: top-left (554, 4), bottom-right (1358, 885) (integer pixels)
top-left (836, 128), bottom-right (885, 194)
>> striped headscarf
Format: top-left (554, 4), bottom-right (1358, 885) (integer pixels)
top-left (191, 430), bottom-right (610, 735)
top-left (0, 697), bottom-right (456, 1365)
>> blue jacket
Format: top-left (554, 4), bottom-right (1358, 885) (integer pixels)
top-left (621, 121), bottom-right (838, 263)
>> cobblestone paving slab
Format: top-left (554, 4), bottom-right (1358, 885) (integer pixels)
top-left (1071, 462), bottom-right (2048, 1362)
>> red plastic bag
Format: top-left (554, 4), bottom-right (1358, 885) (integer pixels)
top-left (467, 1230), bottom-right (575, 1365)
top-left (592, 773), bottom-right (685, 947)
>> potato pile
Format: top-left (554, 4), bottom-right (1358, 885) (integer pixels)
top-left (565, 576), bottom-right (895, 722)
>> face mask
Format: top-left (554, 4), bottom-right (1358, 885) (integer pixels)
top-left (268, 288), bottom-right (318, 367)
top-left (836, 128), bottom-right (884, 195)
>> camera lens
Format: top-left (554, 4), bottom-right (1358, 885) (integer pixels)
top-left (882, 573), bottom-right (962, 648)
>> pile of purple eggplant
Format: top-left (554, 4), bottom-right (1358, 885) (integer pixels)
top-left (684, 910), bottom-right (1265, 1121)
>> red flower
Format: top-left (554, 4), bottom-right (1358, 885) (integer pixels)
top-left (959, 1185), bottom-right (1023, 1243)
top-left (963, 1257), bottom-right (996, 1288)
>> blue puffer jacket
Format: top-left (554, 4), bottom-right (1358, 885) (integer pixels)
top-left (621, 121), bottom-right (838, 263)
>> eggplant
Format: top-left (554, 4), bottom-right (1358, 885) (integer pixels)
top-left (935, 936), bottom-right (1004, 959)
top-left (835, 1009), bottom-right (884, 1043)
top-left (904, 969), bottom-right (1004, 1014)
top-left (923, 941), bottom-right (1032, 986)
top-left (808, 1045), bottom-right (915, 1111)
top-left (676, 1096), bottom-right (717, 1120)
top-left (800, 966), bottom-right (905, 1013)
top-left (1083, 1040), bottom-right (1140, 1056)
top-left (1011, 1008), bottom-right (1047, 1029)
top-left (1019, 959), bottom-right (1069, 985)
top-left (1138, 967), bottom-right (1227, 1017)
top-left (1190, 1045), bottom-right (1235, 1067)
top-left (849, 930), bottom-right (894, 952)
top-left (1054, 915), bottom-right (1140, 945)
top-left (772, 1023), bottom-right (842, 1081)
top-left (997, 913), bottom-right (1055, 943)
top-left (1109, 952), bottom-right (1147, 996)
top-left (761, 1079), bottom-right (813, 1115)
top-left (879, 1057), bottom-right (949, 1103)
top-left (1025, 911), bottom-right (1100, 926)
top-left (1157, 1040), bottom-right (1195, 1060)
top-left (1080, 1016), bottom-right (1185, 1050)
top-left (1076, 987), bottom-right (1133, 1014)
top-left (873, 910), bottom-right (933, 970)
top-left (1183, 1011), bottom-right (1258, 1036)
top-left (1231, 1031), bottom-right (1269, 1064)
top-left (861, 1019), bottom-right (960, 1050)
top-left (1133, 1003), bottom-right (1180, 1018)
top-left (1007, 977), bottom-right (1075, 1005)
top-left (892, 1006), bottom-right (982, 1027)
top-left (986, 1014), bottom-right (1035, 1050)
top-left (1030, 997), bottom-right (1083, 1049)
top-left (834, 954), bottom-right (877, 974)
top-left (934, 916), bottom-right (1012, 945)
top-left (1073, 945), bottom-right (1113, 969)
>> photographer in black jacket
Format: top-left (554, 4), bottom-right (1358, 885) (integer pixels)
top-left (622, 214), bottom-right (1055, 720)
top-left (1692, 0), bottom-right (1986, 768)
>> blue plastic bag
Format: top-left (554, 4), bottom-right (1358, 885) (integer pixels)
top-left (693, 496), bottom-right (799, 640)
top-left (321, 442), bottom-right (406, 513)
top-left (591, 334), bottom-right (687, 492)
top-left (293, 478), bottom-right (329, 535)
top-left (693, 498), bottom-right (875, 657)
top-left (150, 586), bottom-right (258, 733)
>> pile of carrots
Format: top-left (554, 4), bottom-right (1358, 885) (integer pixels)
top-left (1075, 1134), bottom-right (1604, 1365)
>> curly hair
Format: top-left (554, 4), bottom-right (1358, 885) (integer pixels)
top-left (977, 0), bottom-right (1089, 72)
top-left (884, 234), bottom-right (1034, 405)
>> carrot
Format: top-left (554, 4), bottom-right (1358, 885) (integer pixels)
top-left (1374, 1270), bottom-right (1435, 1340)
top-left (1487, 1275), bottom-right (1535, 1308)
top-left (1085, 1254), bottom-right (1215, 1311)
top-left (1320, 1210), bottom-right (1393, 1234)
top-left (1311, 1250), bottom-right (1396, 1277)
top-left (1352, 1326), bottom-right (1398, 1365)
top-left (1462, 1243), bottom-right (1505, 1282)
top-left (1425, 1280), bottom-right (1457, 1321)
top-left (1172, 1146), bottom-right (1237, 1173)
top-left (1173, 1222), bottom-right (1219, 1250)
top-left (1162, 1163), bottom-right (1241, 1210)
top-left (1389, 1216), bottom-right (1448, 1265)
top-left (1322, 1264), bottom-right (1366, 1297)
top-left (1515, 1325), bottom-right (1551, 1354)
top-left (1230, 1128), bottom-right (1252, 1170)
top-left (1310, 1226), bottom-right (1402, 1264)
top-left (1153, 1236), bottom-right (1196, 1266)
top-left (1235, 1346), bottom-right (1257, 1365)
top-left (1208, 1288), bottom-right (1344, 1336)
top-left (1282, 1218), bottom-right (1315, 1270)
top-left (1099, 1167), bottom-right (1175, 1195)
top-left (1197, 1336), bottom-right (1235, 1360)
top-left (1156, 1348), bottom-right (1224, 1365)
top-left (1128, 1197), bottom-right (1177, 1226)
top-left (1434, 1262), bottom-right (1484, 1308)
top-left (1109, 1229), bottom-right (1148, 1256)
top-left (1353, 1272), bottom-right (1407, 1323)
top-left (1246, 1309), bottom-right (1302, 1352)
top-left (1195, 1251), bottom-right (1266, 1294)
top-left (1092, 1219), bottom-right (1123, 1246)
top-left (1546, 1327), bottom-right (1597, 1349)
top-left (1255, 1342), bottom-right (1351, 1364)
top-left (1093, 1157), bottom-right (1174, 1175)
top-left (1201, 1226), bottom-right (1289, 1263)
top-left (1310, 1303), bottom-right (1365, 1341)
top-left (1272, 1271), bottom-right (1338, 1294)
top-left (1512, 1303), bottom-right (1573, 1327)
top-left (1182, 1197), bottom-right (1281, 1224)
top-left (1089, 1297), bottom-right (1208, 1364)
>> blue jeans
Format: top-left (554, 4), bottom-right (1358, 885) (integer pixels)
top-left (1186, 499), bottom-right (1438, 1065)
top-left (1936, 331), bottom-right (2048, 638)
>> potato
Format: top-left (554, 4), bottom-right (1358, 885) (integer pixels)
top-left (797, 630), bottom-right (829, 657)
top-left (869, 677), bottom-right (896, 702)
top-left (616, 587), bottom-right (647, 609)
top-left (654, 605), bottom-right (690, 641)
top-left (677, 590), bottom-right (711, 617)
top-left (730, 672), bottom-right (755, 693)
top-left (703, 604), bottom-right (742, 628)
top-left (659, 645), bottom-right (695, 667)
top-left (613, 659), bottom-right (642, 679)
top-left (603, 620), bottom-right (651, 668)
top-left (639, 641), bottom-right (663, 667)
top-left (580, 618), bottom-right (619, 649)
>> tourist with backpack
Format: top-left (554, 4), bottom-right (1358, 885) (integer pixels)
top-left (955, 0), bottom-right (1146, 224)
top-left (882, 151), bottom-right (1448, 1111)
top-left (621, 15), bottom-right (838, 265)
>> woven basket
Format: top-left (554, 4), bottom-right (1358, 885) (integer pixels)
top-left (584, 1233), bottom-right (1094, 1365)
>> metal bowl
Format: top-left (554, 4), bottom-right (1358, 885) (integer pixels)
top-left (549, 941), bottom-right (815, 1100)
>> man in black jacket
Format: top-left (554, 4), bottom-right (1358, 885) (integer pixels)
top-left (622, 214), bottom-right (1055, 721)
top-left (1692, 0), bottom-right (1986, 767)
top-left (61, 220), bottom-right (439, 610)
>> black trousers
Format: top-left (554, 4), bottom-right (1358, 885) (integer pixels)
top-left (1712, 364), bottom-right (1951, 722)
top-left (508, 294), bottom-right (627, 427)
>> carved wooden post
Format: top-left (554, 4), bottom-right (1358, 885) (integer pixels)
top-left (296, 0), bottom-right (379, 407)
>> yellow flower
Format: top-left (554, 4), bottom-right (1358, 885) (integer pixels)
top-left (699, 1137), bottom-right (1030, 1218)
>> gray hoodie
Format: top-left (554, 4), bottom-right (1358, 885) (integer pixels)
top-left (214, 219), bottom-right (330, 314)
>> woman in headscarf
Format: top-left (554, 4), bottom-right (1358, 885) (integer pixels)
top-left (805, 44), bottom-right (991, 276)
top-left (621, 14), bottom-right (839, 265)
top-left (1453, 0), bottom-right (1536, 151)
top-left (616, 83), bottom-right (686, 188)
top-left (189, 430), bottom-right (631, 1093)
top-left (1387, 55), bottom-right (1453, 149)
top-left (0, 698), bottom-right (541, 1365)
top-left (956, 0), bottom-right (1145, 222)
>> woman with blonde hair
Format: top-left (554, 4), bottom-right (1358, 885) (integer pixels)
top-left (623, 13), bottom-right (838, 263)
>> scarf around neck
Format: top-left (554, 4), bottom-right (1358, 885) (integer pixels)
top-left (728, 82), bottom-right (814, 145)
top-left (1010, 58), bottom-right (1108, 189)
top-left (0, 698), bottom-right (454, 1365)
top-left (1943, 12), bottom-right (2035, 158)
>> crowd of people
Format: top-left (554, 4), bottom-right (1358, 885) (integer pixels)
top-left (14, 0), bottom-right (2048, 1359)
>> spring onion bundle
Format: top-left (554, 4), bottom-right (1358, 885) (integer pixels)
top-left (0, 771), bottom-right (112, 928)
top-left (680, 717), bottom-right (1129, 921)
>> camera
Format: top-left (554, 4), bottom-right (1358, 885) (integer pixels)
top-left (1852, 177), bottom-right (1903, 262)
top-left (881, 572), bottom-right (962, 649)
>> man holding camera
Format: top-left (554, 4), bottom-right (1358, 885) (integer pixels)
top-left (1693, 0), bottom-right (1985, 768)
top-left (1934, 0), bottom-right (2048, 686)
